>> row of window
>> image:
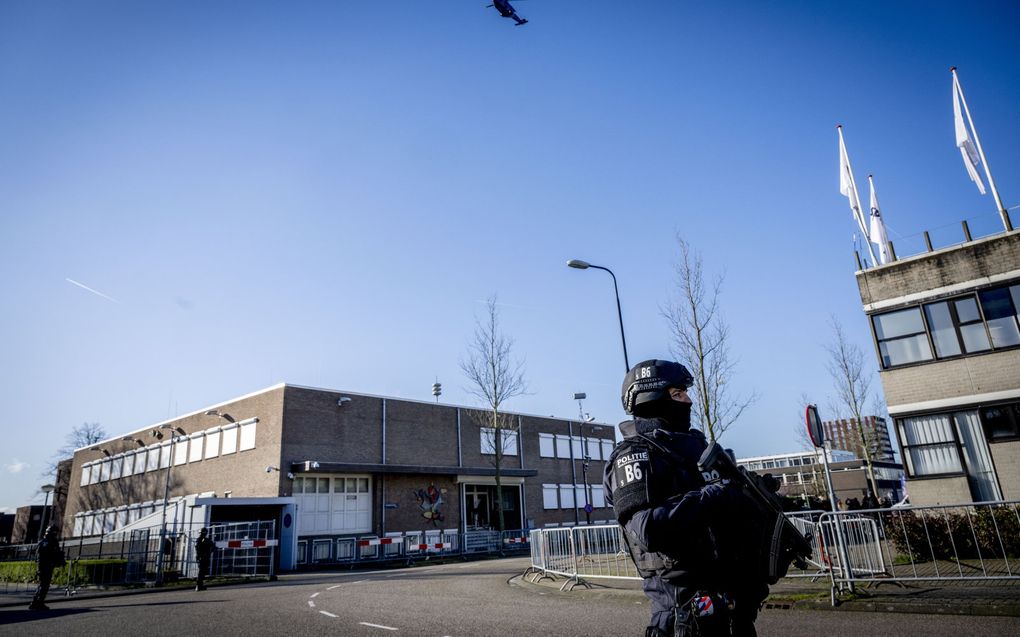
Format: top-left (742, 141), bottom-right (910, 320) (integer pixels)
top-left (538, 433), bottom-right (615, 462)
top-left (79, 420), bottom-right (258, 486)
top-left (741, 455), bottom-right (818, 472)
top-left (541, 484), bottom-right (608, 510)
top-left (873, 282), bottom-right (1020, 368)
top-left (72, 499), bottom-right (180, 536)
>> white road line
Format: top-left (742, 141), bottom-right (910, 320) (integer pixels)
top-left (308, 601), bottom-right (316, 608)
top-left (310, 592), bottom-right (320, 598)
top-left (320, 611), bottom-right (338, 618)
top-left (348, 580), bottom-right (364, 585)
top-left (359, 622), bottom-right (398, 631)
top-left (386, 572), bottom-right (409, 577)
top-left (327, 584), bottom-right (343, 590)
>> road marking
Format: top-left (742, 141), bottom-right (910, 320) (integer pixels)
top-left (359, 622), bottom-right (398, 631)
top-left (308, 601), bottom-right (316, 608)
top-left (386, 572), bottom-right (409, 577)
top-left (327, 584), bottom-right (343, 590)
top-left (348, 580), bottom-right (364, 585)
top-left (320, 611), bottom-right (338, 618)
top-left (310, 592), bottom-right (320, 598)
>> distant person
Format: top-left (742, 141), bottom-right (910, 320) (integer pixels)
top-left (194, 528), bottom-right (216, 591)
top-left (862, 492), bottom-right (878, 510)
top-left (29, 526), bottom-right (65, 611)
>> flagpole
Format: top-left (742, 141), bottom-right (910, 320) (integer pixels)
top-left (838, 125), bottom-right (879, 265)
top-left (952, 67), bottom-right (1011, 231)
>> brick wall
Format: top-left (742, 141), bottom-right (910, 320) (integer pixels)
top-left (882, 350), bottom-right (1020, 408)
top-left (989, 440), bottom-right (1020, 500)
top-left (907, 476), bottom-right (973, 506)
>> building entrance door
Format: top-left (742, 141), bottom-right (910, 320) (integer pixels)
top-left (464, 484), bottom-right (521, 530)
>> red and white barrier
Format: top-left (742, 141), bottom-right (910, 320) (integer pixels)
top-left (504, 537), bottom-right (529, 544)
top-left (407, 543), bottom-right (450, 551)
top-left (356, 538), bottom-right (398, 547)
top-left (215, 539), bottom-right (279, 549)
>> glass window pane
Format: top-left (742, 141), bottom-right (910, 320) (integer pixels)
top-left (878, 334), bottom-right (933, 367)
top-left (981, 405), bottom-right (1019, 440)
top-left (979, 288), bottom-right (1020, 347)
top-left (333, 478), bottom-right (344, 493)
top-left (955, 297), bottom-right (981, 323)
top-left (873, 308), bottom-right (925, 340)
top-left (318, 478), bottom-right (329, 494)
top-left (294, 477), bottom-right (304, 493)
top-left (960, 323), bottom-right (991, 353)
top-left (924, 302), bottom-right (962, 357)
top-left (346, 478), bottom-right (357, 492)
top-left (358, 478), bottom-right (369, 493)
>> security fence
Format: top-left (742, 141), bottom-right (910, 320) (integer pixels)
top-left (526, 502), bottom-right (1020, 599)
top-left (0, 520), bottom-right (277, 595)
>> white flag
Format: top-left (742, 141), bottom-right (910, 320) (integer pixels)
top-left (954, 74), bottom-right (986, 194)
top-left (839, 132), bottom-right (862, 219)
top-left (869, 176), bottom-right (890, 265)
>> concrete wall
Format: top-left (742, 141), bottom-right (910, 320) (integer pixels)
top-left (379, 474), bottom-right (461, 535)
top-left (881, 350), bottom-right (1020, 409)
top-left (990, 440), bottom-right (1020, 501)
top-left (856, 231), bottom-right (1020, 306)
top-left (906, 476), bottom-right (973, 506)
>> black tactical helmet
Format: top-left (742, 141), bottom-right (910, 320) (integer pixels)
top-left (621, 359), bottom-right (694, 415)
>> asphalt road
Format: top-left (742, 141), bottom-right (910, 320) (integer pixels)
top-left (2, 557), bottom-right (1019, 636)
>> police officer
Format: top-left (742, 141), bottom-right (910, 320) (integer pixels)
top-left (604, 359), bottom-right (768, 637)
top-left (29, 525), bottom-right (66, 611)
top-left (194, 528), bottom-right (215, 591)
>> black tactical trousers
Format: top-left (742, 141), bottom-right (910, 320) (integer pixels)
top-left (30, 568), bottom-right (54, 608)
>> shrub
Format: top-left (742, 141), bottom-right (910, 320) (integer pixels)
top-left (0, 559), bottom-right (129, 586)
top-left (883, 506), bottom-right (1020, 562)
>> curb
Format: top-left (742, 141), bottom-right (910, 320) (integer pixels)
top-left (0, 578), bottom-right (267, 609)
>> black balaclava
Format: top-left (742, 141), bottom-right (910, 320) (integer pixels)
top-left (634, 394), bottom-right (692, 432)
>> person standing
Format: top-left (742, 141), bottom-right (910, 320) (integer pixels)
top-left (604, 359), bottom-right (769, 636)
top-left (29, 526), bottom-right (66, 611)
top-left (194, 528), bottom-right (216, 591)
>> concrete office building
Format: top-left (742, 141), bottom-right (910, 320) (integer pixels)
top-left (857, 229), bottom-right (1020, 505)
top-left (737, 449), bottom-right (904, 504)
top-left (822, 416), bottom-right (896, 462)
top-left (63, 383), bottom-right (616, 569)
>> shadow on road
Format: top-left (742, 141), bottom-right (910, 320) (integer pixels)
top-left (0, 608), bottom-right (94, 626)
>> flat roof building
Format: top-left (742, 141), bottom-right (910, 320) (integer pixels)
top-left (64, 383), bottom-right (617, 569)
top-left (856, 228), bottom-right (1020, 504)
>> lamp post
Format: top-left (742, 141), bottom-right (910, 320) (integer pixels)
top-left (153, 424), bottom-right (186, 585)
top-left (574, 393), bottom-right (595, 525)
top-left (38, 484), bottom-right (55, 541)
top-left (566, 259), bottom-right (630, 372)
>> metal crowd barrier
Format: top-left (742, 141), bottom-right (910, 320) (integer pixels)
top-left (527, 502), bottom-right (1020, 601)
top-left (299, 529), bottom-right (532, 567)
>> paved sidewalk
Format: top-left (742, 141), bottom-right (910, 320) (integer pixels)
top-left (514, 570), bottom-right (1020, 617)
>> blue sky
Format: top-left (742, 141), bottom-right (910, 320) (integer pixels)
top-left (2, 1), bottom-right (1019, 512)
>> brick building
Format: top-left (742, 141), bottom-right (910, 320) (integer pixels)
top-left (63, 383), bottom-right (616, 569)
top-left (822, 416), bottom-right (896, 462)
top-left (856, 229), bottom-right (1020, 504)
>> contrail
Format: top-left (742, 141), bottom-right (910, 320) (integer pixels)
top-left (66, 278), bottom-right (120, 303)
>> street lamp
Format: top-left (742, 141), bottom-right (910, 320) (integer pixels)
top-left (574, 393), bottom-right (595, 524)
top-left (203, 410), bottom-right (235, 423)
top-left (152, 424), bottom-right (186, 585)
top-left (38, 484), bottom-right (55, 541)
top-left (566, 259), bottom-right (631, 372)
top-left (121, 436), bottom-right (145, 447)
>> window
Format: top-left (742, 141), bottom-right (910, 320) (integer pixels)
top-left (591, 485), bottom-right (606, 508)
top-left (924, 301), bottom-right (963, 357)
top-left (205, 429), bottom-right (221, 459)
top-left (539, 433), bottom-right (555, 458)
top-left (173, 438), bottom-right (188, 466)
top-left (239, 420), bottom-right (257, 451)
top-left (585, 438), bottom-right (601, 461)
top-left (480, 427), bottom-right (518, 456)
top-left (159, 442), bottom-right (171, 469)
top-left (558, 484), bottom-right (575, 508)
top-left (80, 463), bottom-right (92, 486)
top-left (555, 435), bottom-right (571, 459)
top-left (100, 459), bottom-right (111, 482)
top-left (601, 439), bottom-right (614, 460)
top-left (572, 436), bottom-right (583, 459)
top-left (542, 484), bottom-right (558, 509)
top-left (132, 450), bottom-right (146, 475)
top-left (221, 424), bottom-right (238, 454)
top-left (873, 307), bottom-right (933, 367)
top-left (188, 434), bottom-right (204, 463)
top-left (981, 402), bottom-right (1020, 441)
top-left (898, 413), bottom-right (963, 476)
top-left (978, 288), bottom-right (1020, 348)
top-left (110, 455), bottom-right (123, 480)
top-left (148, 445), bottom-right (162, 471)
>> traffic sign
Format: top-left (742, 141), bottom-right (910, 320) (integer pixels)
top-left (806, 404), bottom-right (825, 448)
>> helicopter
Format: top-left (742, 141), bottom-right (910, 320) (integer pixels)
top-left (488, 0), bottom-right (528, 26)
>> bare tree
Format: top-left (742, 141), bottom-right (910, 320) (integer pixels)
top-left (825, 317), bottom-right (881, 498)
top-left (663, 235), bottom-right (756, 442)
top-left (460, 296), bottom-right (527, 534)
top-left (44, 422), bottom-right (107, 479)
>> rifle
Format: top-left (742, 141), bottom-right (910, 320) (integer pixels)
top-left (698, 442), bottom-right (812, 584)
